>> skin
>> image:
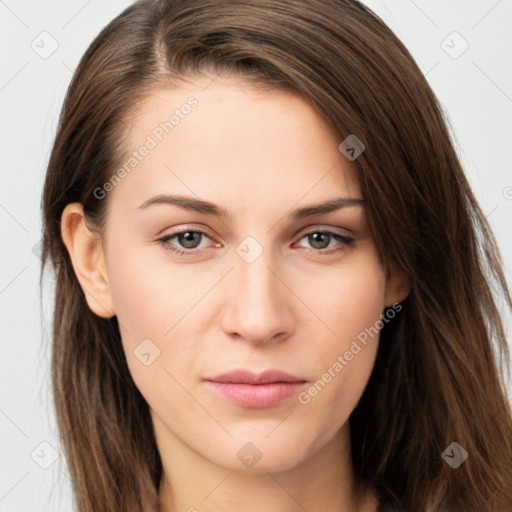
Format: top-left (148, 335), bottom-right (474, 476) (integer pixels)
top-left (61, 74), bottom-right (409, 512)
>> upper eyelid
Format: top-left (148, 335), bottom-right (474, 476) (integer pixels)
top-left (158, 225), bottom-right (215, 241)
top-left (294, 224), bottom-right (352, 237)
top-left (159, 224), bottom-right (352, 238)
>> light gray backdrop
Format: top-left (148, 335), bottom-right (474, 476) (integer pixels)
top-left (1, 0), bottom-right (511, 510)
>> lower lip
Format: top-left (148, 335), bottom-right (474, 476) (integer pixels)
top-left (205, 381), bottom-right (306, 408)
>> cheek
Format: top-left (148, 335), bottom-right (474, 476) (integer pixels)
top-left (103, 239), bottom-right (175, 377)
top-left (105, 236), bottom-right (192, 336)
top-left (300, 255), bottom-right (387, 353)
top-left (104, 238), bottom-right (217, 394)
top-left (295, 258), bottom-right (386, 425)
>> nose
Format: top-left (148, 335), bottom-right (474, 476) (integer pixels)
top-left (219, 248), bottom-right (295, 345)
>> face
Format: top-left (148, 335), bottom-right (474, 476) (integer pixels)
top-left (86, 75), bottom-right (406, 473)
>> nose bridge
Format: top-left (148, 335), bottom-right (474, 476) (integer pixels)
top-left (238, 252), bottom-right (277, 306)
top-left (221, 238), bottom-right (293, 343)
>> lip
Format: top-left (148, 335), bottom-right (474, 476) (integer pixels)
top-left (204, 370), bottom-right (308, 408)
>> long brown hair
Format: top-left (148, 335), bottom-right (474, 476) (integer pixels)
top-left (41, 0), bottom-right (512, 510)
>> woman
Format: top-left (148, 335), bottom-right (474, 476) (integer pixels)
top-left (41, 0), bottom-right (512, 510)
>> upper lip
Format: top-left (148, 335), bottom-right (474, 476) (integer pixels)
top-left (204, 369), bottom-right (307, 385)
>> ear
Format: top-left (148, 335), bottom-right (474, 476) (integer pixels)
top-left (60, 203), bottom-right (115, 318)
top-left (384, 266), bottom-right (410, 307)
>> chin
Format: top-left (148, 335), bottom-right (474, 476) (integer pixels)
top-left (202, 429), bottom-right (325, 474)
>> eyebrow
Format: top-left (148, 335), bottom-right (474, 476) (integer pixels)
top-left (137, 194), bottom-right (364, 220)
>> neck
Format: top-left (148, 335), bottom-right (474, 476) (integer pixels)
top-left (154, 418), bottom-right (378, 512)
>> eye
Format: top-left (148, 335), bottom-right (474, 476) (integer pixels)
top-left (294, 230), bottom-right (354, 254)
top-left (157, 228), bottom-right (217, 256)
top-left (156, 226), bottom-right (354, 258)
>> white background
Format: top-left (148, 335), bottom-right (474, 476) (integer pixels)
top-left (1, 0), bottom-right (511, 510)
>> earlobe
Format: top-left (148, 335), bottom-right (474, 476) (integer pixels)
top-left (385, 267), bottom-right (410, 307)
top-left (60, 203), bottom-right (115, 318)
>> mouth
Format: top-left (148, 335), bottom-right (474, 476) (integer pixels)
top-left (203, 369), bottom-right (308, 408)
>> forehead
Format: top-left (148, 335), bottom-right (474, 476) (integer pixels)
top-left (107, 75), bottom-right (361, 214)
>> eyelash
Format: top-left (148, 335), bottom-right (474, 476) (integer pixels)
top-left (156, 226), bottom-right (354, 257)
